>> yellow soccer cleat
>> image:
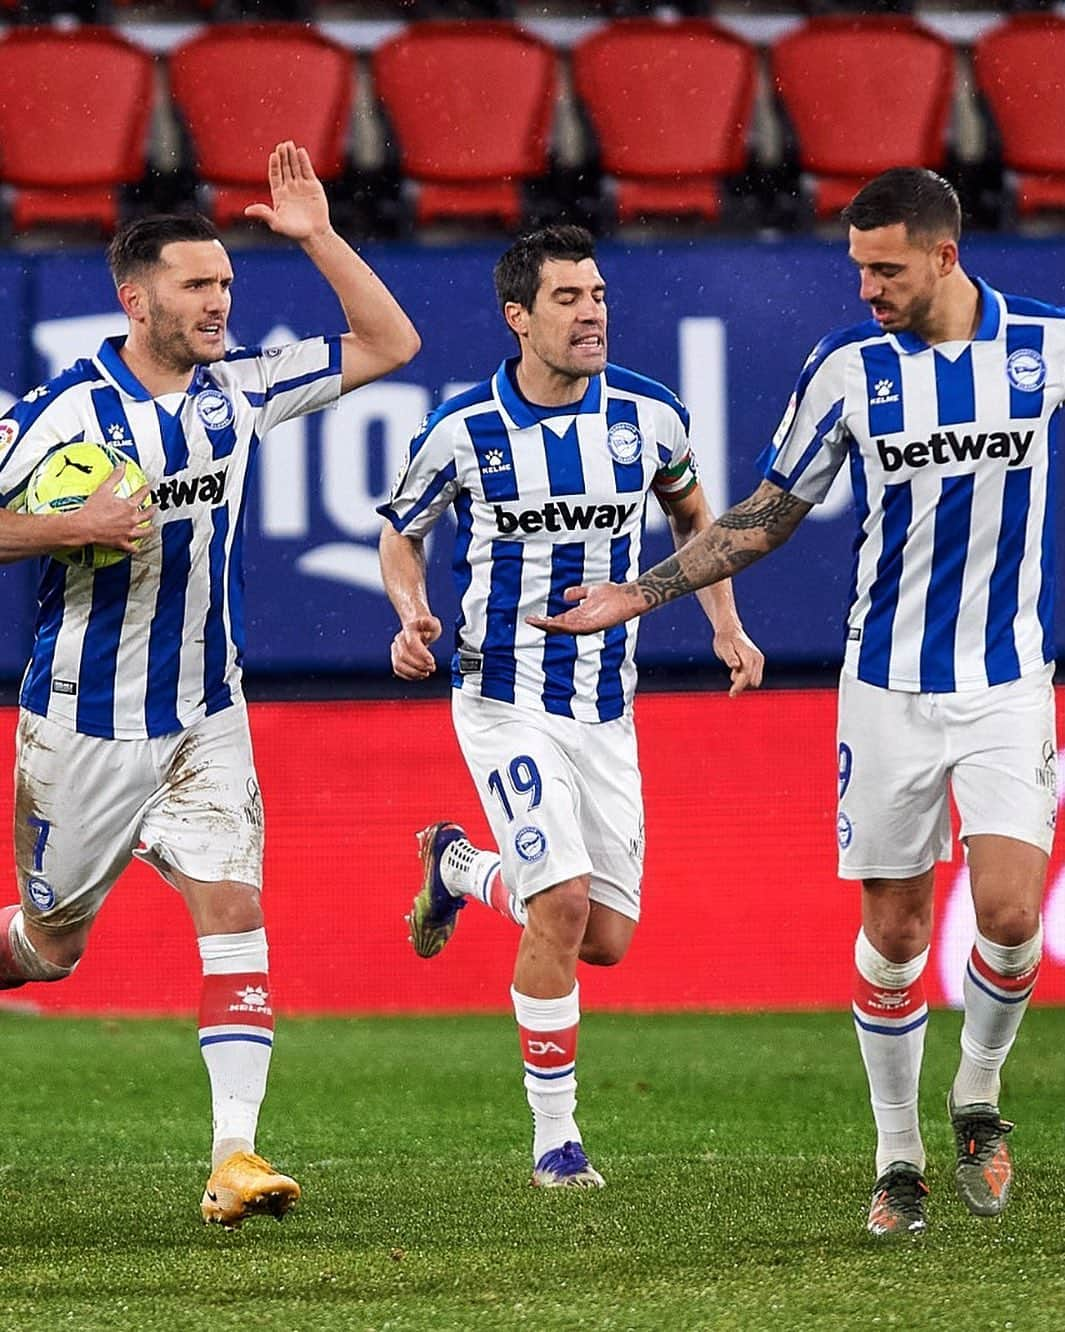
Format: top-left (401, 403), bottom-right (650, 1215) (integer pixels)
top-left (200, 1150), bottom-right (301, 1230)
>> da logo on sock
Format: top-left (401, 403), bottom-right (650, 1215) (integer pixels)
top-left (515, 826), bottom-right (547, 863)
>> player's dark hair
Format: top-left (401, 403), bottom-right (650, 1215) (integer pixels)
top-left (106, 213), bottom-right (223, 285)
top-left (841, 168), bottom-right (961, 243)
top-left (493, 225), bottom-right (598, 312)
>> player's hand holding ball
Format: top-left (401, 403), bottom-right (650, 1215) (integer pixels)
top-left (25, 440), bottom-right (155, 569)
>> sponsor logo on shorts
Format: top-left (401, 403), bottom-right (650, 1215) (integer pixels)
top-left (836, 812), bottom-right (853, 850)
top-left (515, 825), bottom-right (547, 863)
top-left (243, 777), bottom-right (264, 829)
top-left (26, 876), bottom-right (54, 910)
top-left (1036, 740), bottom-right (1057, 795)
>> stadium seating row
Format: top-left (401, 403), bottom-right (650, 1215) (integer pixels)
top-left (0, 14), bottom-right (1060, 239)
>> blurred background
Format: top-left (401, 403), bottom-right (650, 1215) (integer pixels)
top-left (0, 0), bottom-right (1061, 1014)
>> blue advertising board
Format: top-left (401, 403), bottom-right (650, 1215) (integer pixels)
top-left (0, 236), bottom-right (1061, 683)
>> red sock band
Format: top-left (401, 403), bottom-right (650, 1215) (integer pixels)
top-left (199, 972), bottom-right (274, 1033)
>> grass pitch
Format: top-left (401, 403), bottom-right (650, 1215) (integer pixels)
top-left (0, 1009), bottom-right (1063, 1331)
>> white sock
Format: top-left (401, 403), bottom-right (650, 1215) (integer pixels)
top-left (442, 838), bottom-right (528, 924)
top-left (852, 929), bottom-right (930, 1177)
top-left (512, 983), bottom-right (581, 1163)
top-left (198, 928), bottom-right (274, 1169)
top-left (953, 925), bottom-right (1042, 1108)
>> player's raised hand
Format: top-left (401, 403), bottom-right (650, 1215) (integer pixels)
top-left (78, 465), bottom-right (155, 553)
top-left (712, 624), bottom-right (764, 697)
top-left (391, 614), bottom-right (443, 680)
top-left (526, 582), bottom-right (645, 636)
top-left (244, 141), bottom-right (330, 241)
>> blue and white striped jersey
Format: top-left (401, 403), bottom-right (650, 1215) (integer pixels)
top-left (761, 277), bottom-right (1065, 693)
top-left (0, 334), bottom-right (341, 738)
top-left (379, 358), bottom-right (698, 723)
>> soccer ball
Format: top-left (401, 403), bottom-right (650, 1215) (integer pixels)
top-left (25, 440), bottom-right (151, 570)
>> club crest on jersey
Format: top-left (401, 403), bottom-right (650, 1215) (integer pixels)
top-left (515, 825), bottom-right (547, 863)
top-left (195, 388), bottom-right (234, 430)
top-left (1006, 348), bottom-right (1046, 393)
top-left (606, 421), bottom-right (642, 464)
top-left (26, 876), bottom-right (54, 910)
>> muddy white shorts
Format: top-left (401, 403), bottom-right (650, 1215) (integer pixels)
top-left (836, 664), bottom-right (1057, 880)
top-left (451, 690), bottom-right (645, 922)
top-left (14, 701), bottom-right (264, 933)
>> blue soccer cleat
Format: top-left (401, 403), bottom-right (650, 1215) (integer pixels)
top-left (531, 1141), bottom-right (606, 1189)
top-left (406, 822), bottom-right (467, 959)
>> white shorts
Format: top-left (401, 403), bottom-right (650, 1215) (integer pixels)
top-left (451, 691), bottom-right (645, 922)
top-left (14, 701), bottom-right (264, 933)
top-left (836, 665), bottom-right (1057, 880)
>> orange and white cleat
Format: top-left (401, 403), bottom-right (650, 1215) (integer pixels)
top-left (948, 1092), bottom-right (1014, 1217)
top-left (866, 1162), bottom-right (928, 1238)
top-left (201, 1150), bottom-right (301, 1230)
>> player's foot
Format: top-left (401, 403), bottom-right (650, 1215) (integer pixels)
top-left (531, 1141), bottom-right (605, 1189)
top-left (406, 821), bottom-right (466, 959)
top-left (866, 1162), bottom-right (928, 1238)
top-left (200, 1150), bottom-right (301, 1230)
top-left (948, 1091), bottom-right (1014, 1217)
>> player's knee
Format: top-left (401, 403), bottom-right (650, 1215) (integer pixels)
top-left (527, 879), bottom-right (591, 949)
top-left (13, 912), bottom-right (81, 981)
top-left (578, 939), bottom-right (627, 967)
top-left (977, 903), bottom-right (1042, 949)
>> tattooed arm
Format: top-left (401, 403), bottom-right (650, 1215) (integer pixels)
top-left (526, 480), bottom-right (812, 635)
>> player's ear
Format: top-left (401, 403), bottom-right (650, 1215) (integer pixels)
top-left (503, 301), bottom-right (530, 338)
top-left (117, 279), bottom-right (148, 323)
top-left (934, 239), bottom-right (959, 277)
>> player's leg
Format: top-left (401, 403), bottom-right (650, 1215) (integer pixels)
top-left (838, 675), bottom-right (950, 1237)
top-left (858, 869), bottom-right (934, 1238)
top-left (406, 821), bottom-right (526, 959)
top-left (448, 693), bottom-right (603, 1186)
top-left (573, 710), bottom-right (643, 969)
top-left (514, 875), bottom-right (603, 1188)
top-left (0, 711), bottom-right (144, 988)
top-left (138, 702), bottom-right (297, 1229)
top-left (947, 667), bottom-right (1055, 1217)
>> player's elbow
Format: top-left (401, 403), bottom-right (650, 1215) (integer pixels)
top-left (386, 322), bottom-right (421, 372)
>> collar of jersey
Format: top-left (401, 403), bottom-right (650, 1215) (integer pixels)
top-left (891, 276), bottom-right (1001, 355)
top-left (96, 336), bottom-right (209, 402)
top-left (493, 357), bottom-right (603, 429)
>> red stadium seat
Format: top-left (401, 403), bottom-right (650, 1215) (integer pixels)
top-left (372, 22), bottom-right (556, 229)
top-left (0, 27), bottom-right (154, 234)
top-left (973, 14), bottom-right (1065, 218)
top-left (571, 19), bottom-right (757, 226)
top-left (771, 16), bottom-right (955, 219)
top-left (169, 24), bottom-right (352, 227)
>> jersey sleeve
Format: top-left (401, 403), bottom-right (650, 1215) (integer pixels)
top-left (230, 336), bottom-right (343, 434)
top-left (0, 387), bottom-right (96, 509)
top-left (758, 338), bottom-right (851, 504)
top-left (376, 413), bottom-right (461, 538)
top-left (650, 398), bottom-right (699, 504)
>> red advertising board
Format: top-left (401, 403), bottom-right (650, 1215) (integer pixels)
top-left (1, 689), bottom-right (1062, 1015)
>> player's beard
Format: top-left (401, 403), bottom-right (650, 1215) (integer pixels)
top-left (145, 293), bottom-right (222, 373)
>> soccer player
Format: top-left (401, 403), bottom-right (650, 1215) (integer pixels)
top-left (378, 225), bottom-right (763, 1188)
top-left (0, 142), bottom-right (419, 1228)
top-left (530, 168), bottom-right (1064, 1236)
